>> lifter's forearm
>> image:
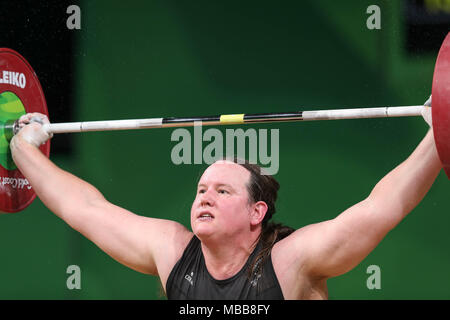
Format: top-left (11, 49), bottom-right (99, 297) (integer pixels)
top-left (10, 136), bottom-right (105, 222)
top-left (369, 129), bottom-right (442, 221)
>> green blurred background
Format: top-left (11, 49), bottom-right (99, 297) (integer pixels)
top-left (1, 0), bottom-right (449, 299)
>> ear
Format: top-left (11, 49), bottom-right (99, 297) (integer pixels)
top-left (249, 201), bottom-right (268, 226)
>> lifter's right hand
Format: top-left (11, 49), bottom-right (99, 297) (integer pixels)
top-left (422, 95), bottom-right (432, 127)
top-left (11, 113), bottom-right (53, 148)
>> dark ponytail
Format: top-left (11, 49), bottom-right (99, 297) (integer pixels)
top-left (234, 160), bottom-right (295, 277)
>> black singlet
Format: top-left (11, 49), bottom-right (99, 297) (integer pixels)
top-left (166, 236), bottom-right (284, 300)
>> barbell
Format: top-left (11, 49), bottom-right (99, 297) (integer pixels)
top-left (0, 33), bottom-right (449, 213)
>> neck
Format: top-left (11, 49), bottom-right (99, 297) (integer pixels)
top-left (199, 230), bottom-right (261, 280)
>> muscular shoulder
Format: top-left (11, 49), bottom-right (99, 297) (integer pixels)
top-left (271, 224), bottom-right (329, 299)
top-left (161, 220), bottom-right (194, 255)
top-left (153, 220), bottom-right (193, 286)
top-left (271, 227), bottom-right (304, 274)
top-left (153, 220), bottom-right (193, 260)
top-left (272, 224), bottom-right (315, 260)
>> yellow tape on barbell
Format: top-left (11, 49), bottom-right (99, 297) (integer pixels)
top-left (220, 114), bottom-right (245, 124)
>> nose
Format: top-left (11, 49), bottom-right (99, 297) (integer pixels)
top-left (199, 189), bottom-right (215, 207)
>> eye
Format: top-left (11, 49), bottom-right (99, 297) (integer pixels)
top-left (218, 189), bottom-right (229, 194)
top-left (198, 189), bottom-right (206, 194)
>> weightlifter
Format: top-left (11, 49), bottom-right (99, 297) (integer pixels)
top-left (9, 98), bottom-right (441, 299)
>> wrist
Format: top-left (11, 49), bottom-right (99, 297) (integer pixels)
top-left (10, 135), bottom-right (37, 153)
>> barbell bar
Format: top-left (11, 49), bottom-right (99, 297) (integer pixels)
top-left (0, 32), bottom-right (449, 213)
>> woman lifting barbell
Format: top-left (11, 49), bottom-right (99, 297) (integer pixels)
top-left (1, 32), bottom-right (449, 300)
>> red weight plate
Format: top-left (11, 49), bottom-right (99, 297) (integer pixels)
top-left (0, 48), bottom-right (50, 213)
top-left (432, 33), bottom-right (450, 179)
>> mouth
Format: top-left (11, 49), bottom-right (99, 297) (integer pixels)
top-left (197, 211), bottom-right (215, 221)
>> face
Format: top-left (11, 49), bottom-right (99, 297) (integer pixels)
top-left (190, 160), bottom-right (254, 240)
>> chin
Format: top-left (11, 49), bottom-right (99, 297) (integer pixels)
top-left (193, 224), bottom-right (216, 241)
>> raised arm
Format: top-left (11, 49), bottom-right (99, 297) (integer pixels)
top-left (281, 108), bottom-right (441, 280)
top-left (10, 114), bottom-right (192, 285)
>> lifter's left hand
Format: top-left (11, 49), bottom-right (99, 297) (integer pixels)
top-left (11, 112), bottom-right (53, 148)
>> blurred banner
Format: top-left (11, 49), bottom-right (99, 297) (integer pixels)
top-left (406, 0), bottom-right (450, 53)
